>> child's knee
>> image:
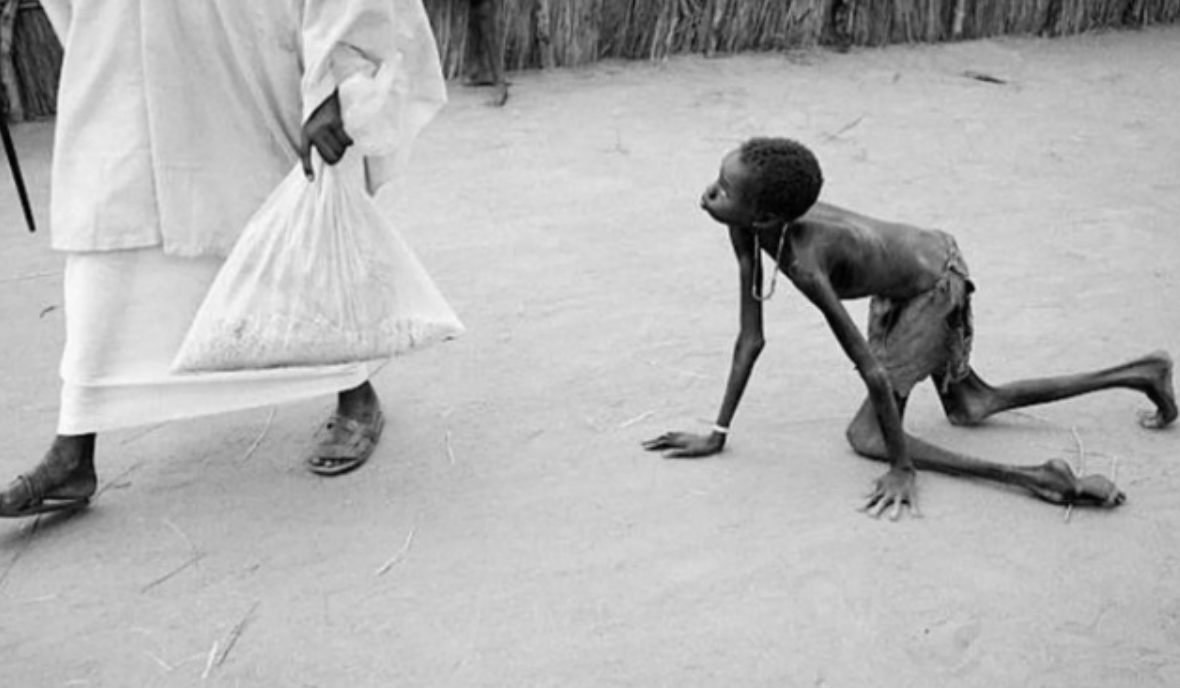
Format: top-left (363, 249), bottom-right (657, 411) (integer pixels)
top-left (845, 415), bottom-right (884, 457)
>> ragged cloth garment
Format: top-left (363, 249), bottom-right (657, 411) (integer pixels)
top-left (866, 230), bottom-right (975, 397)
top-left (41, 0), bottom-right (446, 257)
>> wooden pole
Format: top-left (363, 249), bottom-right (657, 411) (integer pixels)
top-left (1, 113), bottom-right (36, 232)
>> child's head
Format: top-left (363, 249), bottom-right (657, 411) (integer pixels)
top-left (701, 137), bottom-right (823, 228)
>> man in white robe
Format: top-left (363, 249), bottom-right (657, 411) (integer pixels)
top-left (0, 0), bottom-right (447, 517)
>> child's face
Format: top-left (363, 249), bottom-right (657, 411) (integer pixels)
top-left (701, 150), bottom-right (758, 227)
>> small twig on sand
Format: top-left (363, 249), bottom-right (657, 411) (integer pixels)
top-left (822, 114), bottom-right (865, 141)
top-left (962, 70), bottom-right (1007, 85)
top-left (145, 651), bottom-right (174, 673)
top-left (1069, 426), bottom-right (1086, 474)
top-left (0, 517), bottom-right (41, 589)
top-left (201, 641), bottom-right (219, 680)
top-left (1064, 427), bottom-right (1085, 524)
top-left (444, 430), bottom-right (456, 465)
top-left (644, 359), bottom-right (709, 380)
top-left (94, 463), bottom-right (141, 498)
top-left (376, 527), bottom-right (417, 577)
top-left (0, 270), bottom-right (58, 284)
top-left (140, 553), bottom-right (204, 593)
top-left (214, 602), bottom-right (259, 669)
top-left (1008, 410), bottom-right (1058, 427)
top-left (618, 411), bottom-right (654, 430)
top-left (163, 518), bottom-right (200, 559)
top-left (119, 423), bottom-right (166, 446)
top-left (239, 408), bottom-right (277, 463)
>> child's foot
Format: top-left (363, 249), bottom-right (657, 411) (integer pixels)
top-left (1138, 351), bottom-right (1177, 429)
top-left (0, 435), bottom-right (97, 518)
top-left (1024, 459), bottom-right (1124, 508)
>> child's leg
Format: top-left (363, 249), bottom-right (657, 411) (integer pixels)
top-left (935, 352), bottom-right (1176, 429)
top-left (845, 399), bottom-right (1124, 506)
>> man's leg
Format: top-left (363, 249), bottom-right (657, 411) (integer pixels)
top-left (936, 352), bottom-right (1176, 429)
top-left (307, 380), bottom-right (385, 476)
top-left (466, 0), bottom-right (499, 85)
top-left (466, 0), bottom-right (509, 105)
top-left (0, 434), bottom-right (97, 517)
top-left (846, 399), bottom-right (1124, 506)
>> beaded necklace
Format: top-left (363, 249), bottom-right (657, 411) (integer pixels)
top-left (752, 221), bottom-right (791, 302)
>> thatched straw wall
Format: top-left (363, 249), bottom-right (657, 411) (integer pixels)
top-left (3, 0), bottom-right (1179, 121)
top-left (2, 0), bottom-right (60, 120)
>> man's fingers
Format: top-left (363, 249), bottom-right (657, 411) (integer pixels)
top-left (299, 133), bottom-right (314, 180)
top-left (312, 134), bottom-right (344, 165)
top-left (312, 128), bottom-right (354, 166)
top-left (890, 499), bottom-right (903, 521)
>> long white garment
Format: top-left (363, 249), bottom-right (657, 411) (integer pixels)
top-left (40, 0), bottom-right (446, 256)
top-left (40, 0), bottom-right (449, 433)
top-left (57, 249), bottom-right (371, 434)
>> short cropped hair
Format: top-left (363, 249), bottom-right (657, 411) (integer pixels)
top-left (738, 137), bottom-right (823, 222)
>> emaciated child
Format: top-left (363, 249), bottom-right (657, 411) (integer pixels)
top-left (644, 137), bottom-right (1175, 519)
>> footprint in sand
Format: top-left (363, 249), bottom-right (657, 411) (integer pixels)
top-left (905, 613), bottom-right (983, 675)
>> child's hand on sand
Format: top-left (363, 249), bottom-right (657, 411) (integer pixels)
top-left (642, 431), bottom-right (725, 459)
top-left (862, 467), bottom-right (920, 520)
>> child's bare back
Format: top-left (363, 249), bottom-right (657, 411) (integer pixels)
top-left (778, 201), bottom-right (957, 302)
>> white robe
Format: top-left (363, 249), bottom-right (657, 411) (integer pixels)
top-left (41, 0), bottom-right (446, 256)
top-left (40, 0), bottom-right (449, 433)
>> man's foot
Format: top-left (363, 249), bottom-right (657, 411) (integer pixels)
top-left (463, 69), bottom-right (498, 87)
top-left (306, 382), bottom-right (384, 476)
top-left (0, 435), bottom-right (97, 518)
top-left (1024, 459), bottom-right (1124, 507)
top-left (1138, 351), bottom-right (1177, 429)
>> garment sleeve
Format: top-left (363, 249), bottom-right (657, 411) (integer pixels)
top-left (301, 0), bottom-right (447, 194)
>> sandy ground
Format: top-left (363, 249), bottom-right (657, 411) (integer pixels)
top-left (2, 26), bottom-right (1179, 688)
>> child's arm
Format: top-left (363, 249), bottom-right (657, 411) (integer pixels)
top-left (791, 264), bottom-right (918, 515)
top-left (643, 226), bottom-right (765, 458)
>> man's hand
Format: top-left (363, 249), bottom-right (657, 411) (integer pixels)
top-left (300, 91), bottom-right (354, 180)
top-left (862, 466), bottom-right (920, 520)
top-left (642, 431), bottom-right (725, 459)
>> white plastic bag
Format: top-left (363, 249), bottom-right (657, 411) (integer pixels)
top-left (172, 155), bottom-right (463, 373)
